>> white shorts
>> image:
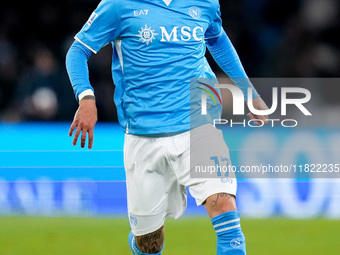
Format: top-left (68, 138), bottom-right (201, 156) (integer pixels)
top-left (124, 124), bottom-right (237, 236)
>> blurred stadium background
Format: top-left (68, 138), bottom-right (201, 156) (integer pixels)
top-left (1, 0), bottom-right (340, 254)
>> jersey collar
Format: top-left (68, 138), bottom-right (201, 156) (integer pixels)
top-left (162, 0), bottom-right (173, 6)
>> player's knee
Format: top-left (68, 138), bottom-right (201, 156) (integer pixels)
top-left (136, 226), bottom-right (164, 254)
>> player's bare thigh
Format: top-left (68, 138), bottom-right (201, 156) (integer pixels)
top-left (136, 225), bottom-right (164, 254)
top-left (203, 193), bottom-right (237, 219)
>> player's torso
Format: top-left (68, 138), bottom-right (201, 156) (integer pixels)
top-left (114, 0), bottom-right (218, 78)
top-left (110, 0), bottom-right (220, 134)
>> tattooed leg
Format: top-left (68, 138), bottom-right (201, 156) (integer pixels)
top-left (203, 193), bottom-right (237, 219)
top-left (135, 226), bottom-right (164, 254)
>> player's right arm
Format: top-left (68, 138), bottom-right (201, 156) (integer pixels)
top-left (66, 41), bottom-right (97, 149)
top-left (66, 0), bottom-right (121, 149)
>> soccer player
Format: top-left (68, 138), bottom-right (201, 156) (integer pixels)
top-left (66, 0), bottom-right (269, 254)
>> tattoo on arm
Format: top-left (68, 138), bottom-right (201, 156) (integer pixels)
top-left (136, 226), bottom-right (164, 253)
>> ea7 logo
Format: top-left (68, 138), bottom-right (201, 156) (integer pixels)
top-left (134, 10), bottom-right (149, 16)
top-left (160, 26), bottom-right (204, 42)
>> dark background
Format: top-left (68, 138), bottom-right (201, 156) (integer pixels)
top-left (0, 0), bottom-right (339, 122)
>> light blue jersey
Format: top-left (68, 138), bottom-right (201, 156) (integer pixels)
top-left (75, 0), bottom-right (224, 135)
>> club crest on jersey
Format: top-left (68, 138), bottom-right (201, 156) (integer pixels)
top-left (189, 7), bottom-right (201, 19)
top-left (136, 24), bottom-right (158, 45)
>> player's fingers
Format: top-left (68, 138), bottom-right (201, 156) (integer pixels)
top-left (257, 114), bottom-right (268, 125)
top-left (73, 126), bottom-right (81, 146)
top-left (88, 130), bottom-right (94, 149)
top-left (69, 121), bottom-right (77, 137)
top-left (247, 112), bottom-right (262, 126)
top-left (247, 112), bottom-right (259, 123)
top-left (80, 128), bottom-right (87, 148)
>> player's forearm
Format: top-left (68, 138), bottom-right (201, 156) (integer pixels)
top-left (206, 30), bottom-right (259, 100)
top-left (66, 40), bottom-right (94, 100)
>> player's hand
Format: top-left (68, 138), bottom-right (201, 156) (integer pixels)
top-left (69, 99), bottom-right (97, 149)
top-left (247, 97), bottom-right (269, 126)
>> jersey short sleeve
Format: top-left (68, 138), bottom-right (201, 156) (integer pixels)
top-left (75, 0), bottom-right (121, 53)
top-left (204, 2), bottom-right (222, 40)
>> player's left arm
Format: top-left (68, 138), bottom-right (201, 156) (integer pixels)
top-left (206, 30), bottom-right (269, 125)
